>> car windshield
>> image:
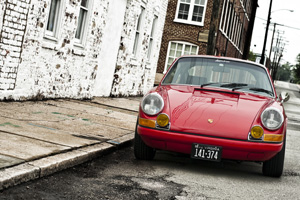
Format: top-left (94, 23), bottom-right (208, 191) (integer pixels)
top-left (162, 57), bottom-right (274, 97)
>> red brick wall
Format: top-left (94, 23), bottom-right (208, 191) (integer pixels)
top-left (157, 0), bottom-right (256, 74)
top-left (156, 0), bottom-right (214, 73)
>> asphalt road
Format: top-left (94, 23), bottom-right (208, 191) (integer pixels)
top-left (1, 82), bottom-right (300, 200)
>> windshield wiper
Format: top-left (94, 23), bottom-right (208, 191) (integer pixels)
top-left (220, 83), bottom-right (248, 88)
top-left (248, 88), bottom-right (273, 96)
top-left (200, 82), bottom-right (220, 88)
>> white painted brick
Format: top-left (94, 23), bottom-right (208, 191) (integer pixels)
top-left (8, 3), bottom-right (14, 9)
top-left (4, 15), bottom-right (12, 21)
top-left (0, 0), bottom-right (168, 100)
top-left (9, 51), bottom-right (20, 57)
top-left (1, 83), bottom-right (10, 90)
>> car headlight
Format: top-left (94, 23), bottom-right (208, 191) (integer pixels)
top-left (141, 93), bottom-right (164, 115)
top-left (261, 107), bottom-right (284, 130)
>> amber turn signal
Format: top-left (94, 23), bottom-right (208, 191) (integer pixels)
top-left (264, 134), bottom-right (284, 142)
top-left (139, 118), bottom-right (156, 128)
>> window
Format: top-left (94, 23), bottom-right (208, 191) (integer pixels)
top-left (75, 0), bottom-right (90, 44)
top-left (133, 7), bottom-right (145, 56)
top-left (219, 0), bottom-right (243, 50)
top-left (45, 0), bottom-right (62, 38)
top-left (174, 0), bottom-right (208, 26)
top-left (147, 15), bottom-right (158, 60)
top-left (164, 41), bottom-right (198, 73)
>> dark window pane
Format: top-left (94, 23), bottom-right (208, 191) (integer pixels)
top-left (47, 0), bottom-right (58, 31)
top-left (81, 0), bottom-right (88, 7)
top-left (75, 9), bottom-right (85, 39)
top-left (192, 6), bottom-right (204, 22)
top-left (178, 4), bottom-right (190, 20)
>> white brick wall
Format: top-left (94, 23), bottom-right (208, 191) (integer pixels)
top-left (111, 0), bottom-right (168, 96)
top-left (0, 0), bottom-right (168, 100)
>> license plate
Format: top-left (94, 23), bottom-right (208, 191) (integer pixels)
top-left (191, 143), bottom-right (222, 162)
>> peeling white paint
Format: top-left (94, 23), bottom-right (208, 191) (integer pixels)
top-left (0, 0), bottom-right (168, 100)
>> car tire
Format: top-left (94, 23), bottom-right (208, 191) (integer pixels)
top-left (134, 121), bottom-right (156, 160)
top-left (262, 137), bottom-right (286, 177)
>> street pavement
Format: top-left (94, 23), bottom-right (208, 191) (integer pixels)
top-left (0, 97), bottom-right (141, 190)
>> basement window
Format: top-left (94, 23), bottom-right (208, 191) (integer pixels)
top-left (174, 0), bottom-right (208, 26)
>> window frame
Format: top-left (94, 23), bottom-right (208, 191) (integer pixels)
top-left (45, 0), bottom-right (63, 40)
top-left (219, 0), bottom-right (244, 52)
top-left (147, 15), bottom-right (158, 60)
top-left (133, 6), bottom-right (145, 56)
top-left (163, 41), bottom-right (199, 74)
top-left (74, 0), bottom-right (92, 46)
top-left (174, 0), bottom-right (208, 26)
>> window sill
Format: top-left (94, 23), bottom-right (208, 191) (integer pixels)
top-left (72, 43), bottom-right (86, 56)
top-left (173, 19), bottom-right (204, 27)
top-left (130, 57), bottom-right (139, 65)
top-left (42, 35), bottom-right (59, 50)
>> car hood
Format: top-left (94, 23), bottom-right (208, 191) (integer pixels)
top-left (162, 85), bottom-right (273, 140)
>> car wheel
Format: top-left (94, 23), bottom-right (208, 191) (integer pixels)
top-left (262, 137), bottom-right (286, 177)
top-left (134, 121), bottom-right (156, 160)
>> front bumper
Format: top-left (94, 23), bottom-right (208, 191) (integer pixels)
top-left (137, 125), bottom-right (283, 161)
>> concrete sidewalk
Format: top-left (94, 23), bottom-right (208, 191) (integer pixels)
top-left (0, 97), bottom-right (141, 190)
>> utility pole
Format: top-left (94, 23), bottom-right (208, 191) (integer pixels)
top-left (268, 23), bottom-right (277, 69)
top-left (271, 31), bottom-right (285, 81)
top-left (260, 0), bottom-right (273, 65)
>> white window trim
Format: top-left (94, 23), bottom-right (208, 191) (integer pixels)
top-left (174, 0), bottom-right (208, 27)
top-left (219, 0), bottom-right (244, 54)
top-left (147, 15), bottom-right (158, 61)
top-left (239, 0), bottom-right (250, 21)
top-left (133, 6), bottom-right (146, 57)
top-left (44, 0), bottom-right (64, 41)
top-left (163, 41), bottom-right (199, 74)
top-left (74, 0), bottom-right (93, 47)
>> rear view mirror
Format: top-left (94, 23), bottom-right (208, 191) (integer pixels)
top-left (279, 91), bottom-right (289, 103)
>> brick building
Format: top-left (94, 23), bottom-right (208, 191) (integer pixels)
top-left (156, 0), bottom-right (258, 79)
top-left (0, 0), bottom-right (168, 100)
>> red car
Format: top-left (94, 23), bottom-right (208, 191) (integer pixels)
top-left (134, 55), bottom-right (289, 177)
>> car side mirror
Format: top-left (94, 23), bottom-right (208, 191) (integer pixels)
top-left (279, 91), bottom-right (290, 103)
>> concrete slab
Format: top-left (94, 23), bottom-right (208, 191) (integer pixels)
top-left (32, 118), bottom-right (132, 140)
top-left (0, 98), bottom-right (138, 190)
top-left (0, 131), bottom-right (69, 161)
top-left (92, 97), bottom-right (141, 112)
top-left (43, 100), bottom-right (138, 122)
top-left (0, 155), bottom-right (24, 169)
top-left (29, 143), bottom-right (115, 178)
top-left (0, 163), bottom-right (40, 191)
top-left (0, 117), bottom-right (99, 147)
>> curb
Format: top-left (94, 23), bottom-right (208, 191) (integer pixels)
top-left (0, 132), bottom-right (134, 191)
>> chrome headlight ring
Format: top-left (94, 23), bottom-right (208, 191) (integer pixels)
top-left (141, 93), bottom-right (164, 116)
top-left (261, 107), bottom-right (284, 130)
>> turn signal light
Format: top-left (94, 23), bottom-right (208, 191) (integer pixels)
top-left (264, 134), bottom-right (284, 142)
top-left (139, 118), bottom-right (156, 128)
